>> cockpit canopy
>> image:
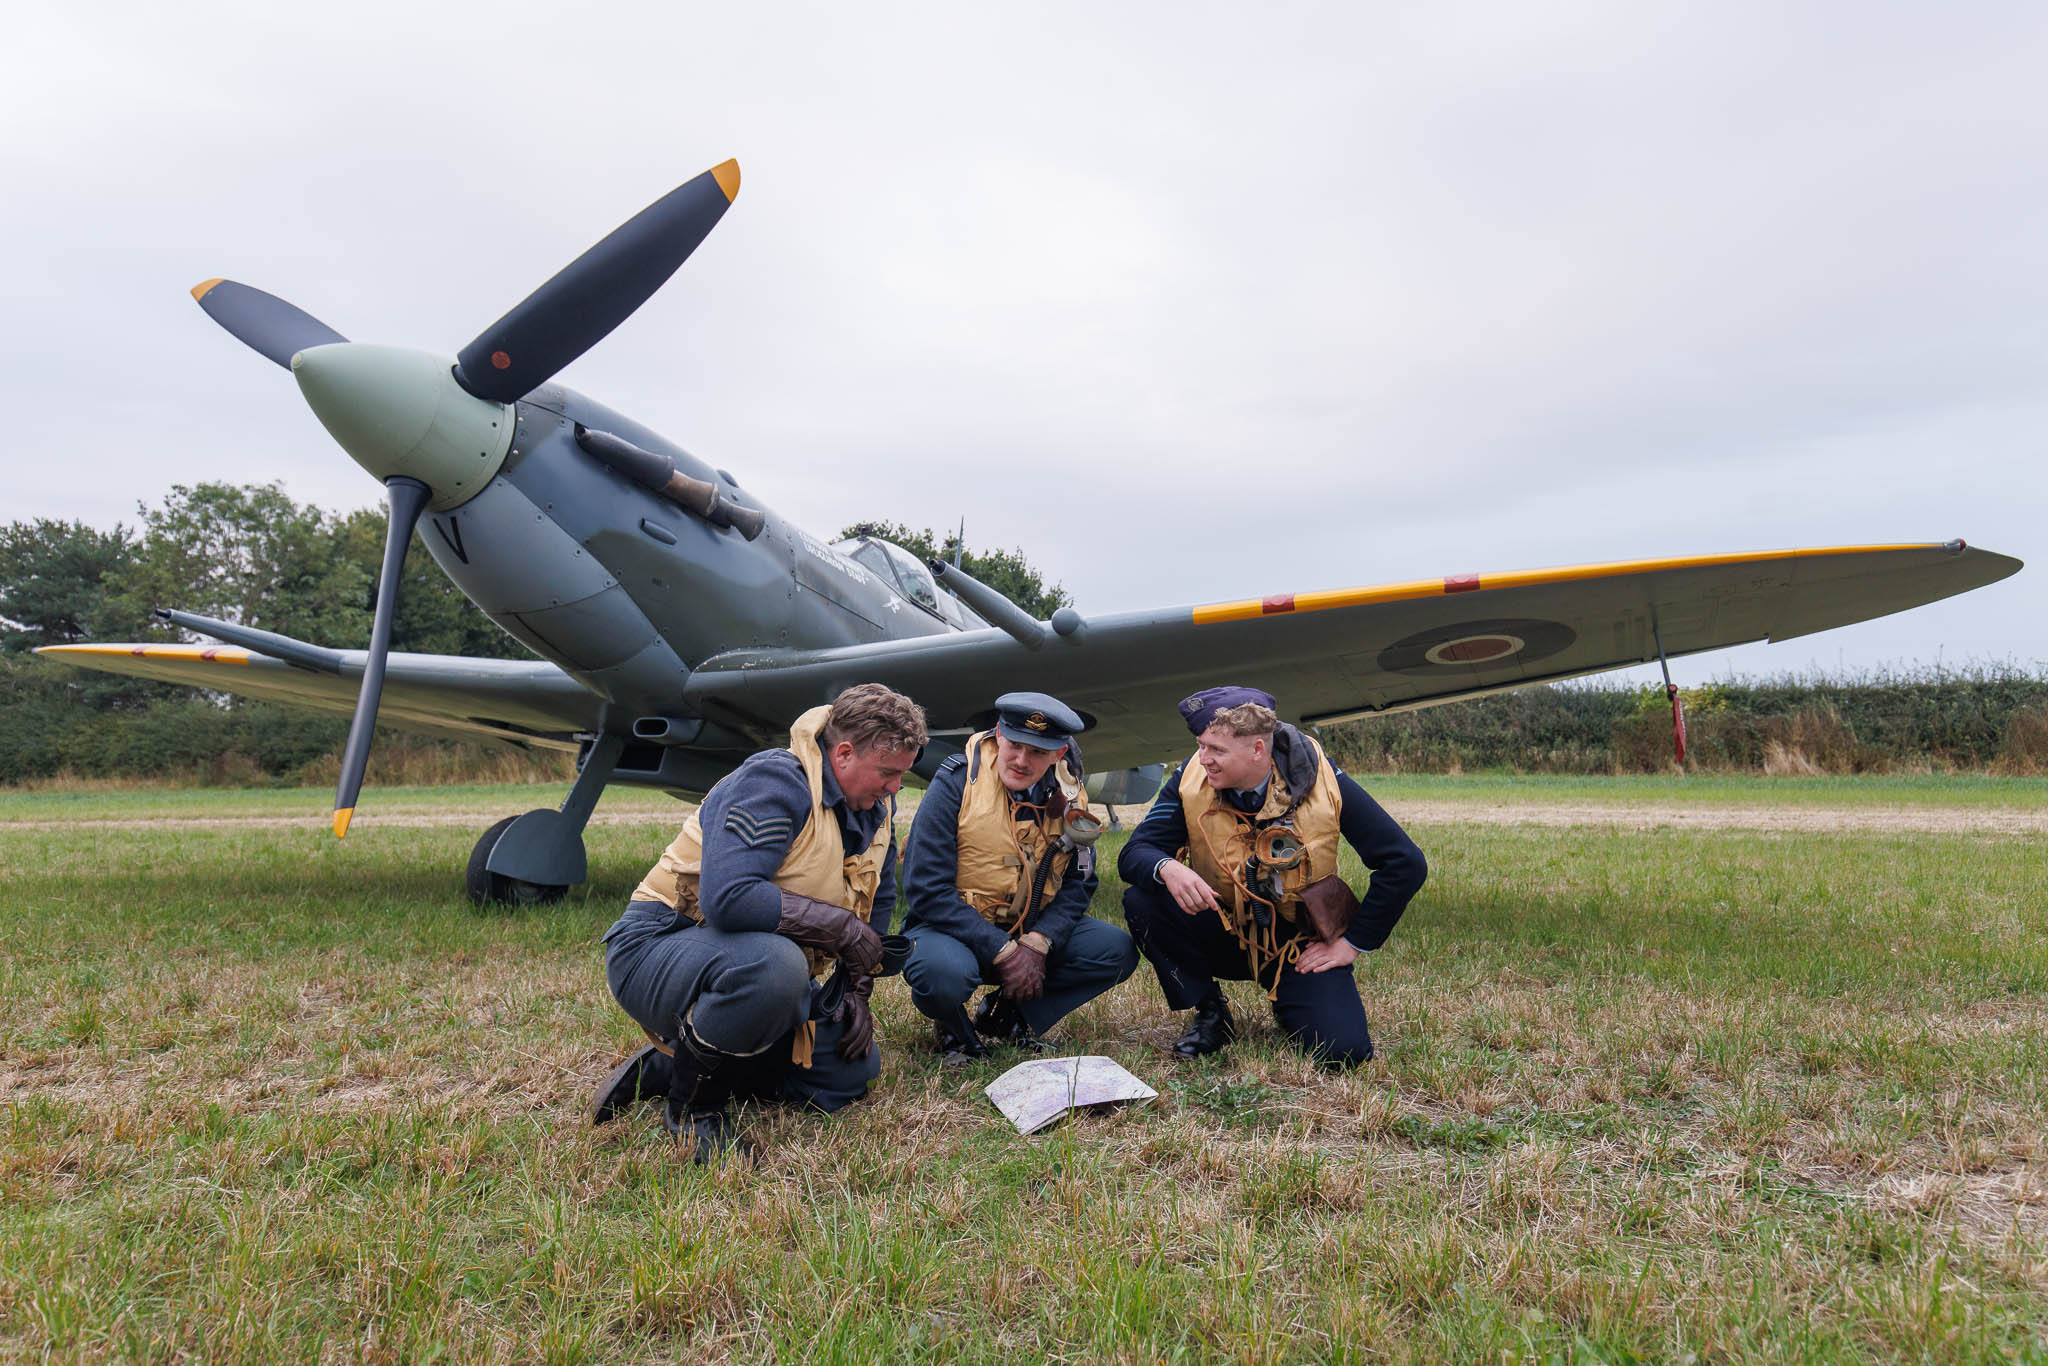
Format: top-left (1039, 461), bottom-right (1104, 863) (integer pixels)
top-left (831, 535), bottom-right (984, 629)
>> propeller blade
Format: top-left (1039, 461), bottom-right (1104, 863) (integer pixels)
top-left (452, 160), bottom-right (741, 402)
top-left (332, 477), bottom-right (430, 838)
top-left (191, 279), bottom-right (348, 369)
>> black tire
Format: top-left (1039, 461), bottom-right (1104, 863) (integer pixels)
top-left (465, 815), bottom-right (568, 907)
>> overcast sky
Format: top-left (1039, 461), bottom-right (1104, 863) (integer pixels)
top-left (6, 2), bottom-right (2042, 684)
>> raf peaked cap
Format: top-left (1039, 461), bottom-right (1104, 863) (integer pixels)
top-left (1178, 685), bottom-right (1278, 736)
top-left (993, 692), bottom-right (1083, 750)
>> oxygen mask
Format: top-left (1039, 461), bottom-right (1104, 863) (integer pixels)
top-left (1253, 826), bottom-right (1305, 871)
top-left (1062, 809), bottom-right (1106, 847)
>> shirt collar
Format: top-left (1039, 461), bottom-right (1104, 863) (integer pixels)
top-left (1007, 770), bottom-right (1058, 804)
top-left (1227, 775), bottom-right (1271, 812)
top-left (819, 754), bottom-right (850, 812)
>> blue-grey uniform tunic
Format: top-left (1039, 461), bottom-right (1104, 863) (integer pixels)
top-left (603, 747), bottom-right (897, 1111)
top-left (900, 755), bottom-right (1137, 1035)
top-left (1117, 761), bottom-right (1425, 1066)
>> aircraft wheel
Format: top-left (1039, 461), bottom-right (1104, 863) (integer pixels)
top-left (466, 815), bottom-right (569, 907)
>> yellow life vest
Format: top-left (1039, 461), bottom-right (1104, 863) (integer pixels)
top-left (629, 705), bottom-right (893, 1064)
top-left (951, 729), bottom-right (1093, 930)
top-left (1178, 732), bottom-right (1343, 991)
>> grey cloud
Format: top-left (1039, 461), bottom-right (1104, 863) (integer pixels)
top-left (2, 1), bottom-right (2038, 677)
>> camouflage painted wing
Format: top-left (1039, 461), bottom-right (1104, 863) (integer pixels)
top-left (679, 541), bottom-right (2022, 772)
top-left (32, 643), bottom-right (599, 751)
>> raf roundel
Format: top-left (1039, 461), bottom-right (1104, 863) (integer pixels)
top-left (1423, 633), bottom-right (1526, 666)
top-left (1377, 618), bottom-right (1577, 678)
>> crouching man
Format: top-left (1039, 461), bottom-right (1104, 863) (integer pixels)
top-left (901, 692), bottom-right (1138, 1063)
top-left (1119, 686), bottom-right (1425, 1067)
top-left (590, 683), bottom-right (927, 1160)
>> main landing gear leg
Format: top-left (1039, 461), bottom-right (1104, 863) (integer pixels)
top-left (466, 733), bottom-right (626, 906)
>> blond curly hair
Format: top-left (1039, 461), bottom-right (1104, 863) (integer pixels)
top-left (1205, 701), bottom-right (1279, 738)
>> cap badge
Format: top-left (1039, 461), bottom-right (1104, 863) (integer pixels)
top-left (1025, 712), bottom-right (1048, 732)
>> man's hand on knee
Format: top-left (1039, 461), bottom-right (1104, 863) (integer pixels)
top-left (1159, 861), bottom-right (1221, 915)
top-left (776, 891), bottom-right (884, 973)
top-left (994, 940), bottom-right (1047, 1001)
top-left (1294, 938), bottom-right (1358, 974)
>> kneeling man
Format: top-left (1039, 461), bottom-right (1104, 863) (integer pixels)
top-left (902, 692), bottom-right (1138, 1062)
top-left (1119, 686), bottom-right (1426, 1067)
top-left (591, 683), bottom-right (926, 1159)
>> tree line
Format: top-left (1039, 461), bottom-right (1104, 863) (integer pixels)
top-left (0, 488), bottom-right (1072, 785)
top-left (1320, 665), bottom-right (2048, 775)
top-left (6, 486), bottom-right (2041, 784)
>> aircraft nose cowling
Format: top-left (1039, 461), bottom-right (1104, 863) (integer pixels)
top-left (293, 343), bottom-right (514, 511)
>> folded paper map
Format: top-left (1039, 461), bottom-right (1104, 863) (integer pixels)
top-left (984, 1055), bottom-right (1158, 1135)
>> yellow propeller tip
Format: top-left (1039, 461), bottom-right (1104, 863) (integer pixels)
top-left (333, 808), bottom-right (354, 839)
top-left (191, 278), bottom-right (224, 302)
top-left (712, 159), bottom-right (741, 203)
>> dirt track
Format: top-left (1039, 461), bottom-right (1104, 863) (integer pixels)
top-left (1388, 800), bottom-right (2048, 836)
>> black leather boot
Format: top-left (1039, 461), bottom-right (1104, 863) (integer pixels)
top-left (662, 1088), bottom-right (750, 1164)
top-left (589, 1043), bottom-right (674, 1124)
top-left (975, 991), bottom-right (1052, 1052)
top-left (934, 1007), bottom-right (987, 1066)
top-left (1171, 992), bottom-right (1237, 1058)
top-left (973, 989), bottom-right (1012, 1038)
top-left (658, 1023), bottom-right (752, 1164)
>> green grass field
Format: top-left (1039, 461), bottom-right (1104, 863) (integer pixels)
top-left (3, 778), bottom-right (2045, 1363)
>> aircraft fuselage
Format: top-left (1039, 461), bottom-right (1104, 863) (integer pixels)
top-left (412, 376), bottom-right (961, 776)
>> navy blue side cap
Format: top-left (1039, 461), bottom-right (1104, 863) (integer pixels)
top-left (1178, 685), bottom-right (1277, 735)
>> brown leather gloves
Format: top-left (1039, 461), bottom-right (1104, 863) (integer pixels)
top-left (835, 975), bottom-right (876, 1059)
top-left (776, 891), bottom-right (884, 973)
top-left (994, 941), bottom-right (1047, 1000)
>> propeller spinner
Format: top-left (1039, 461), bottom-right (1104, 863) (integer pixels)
top-left (189, 159), bottom-right (743, 836)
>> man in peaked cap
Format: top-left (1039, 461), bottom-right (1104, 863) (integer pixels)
top-left (1117, 685), bottom-right (1426, 1066)
top-left (901, 691), bottom-right (1139, 1063)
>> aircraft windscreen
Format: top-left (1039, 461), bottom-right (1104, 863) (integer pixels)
top-left (879, 542), bottom-right (941, 613)
top-left (839, 539), bottom-right (896, 585)
top-left (831, 536), bottom-right (955, 620)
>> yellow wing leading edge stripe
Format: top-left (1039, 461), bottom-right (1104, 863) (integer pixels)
top-left (1188, 543), bottom-right (1950, 627)
top-left (35, 643), bottom-right (254, 666)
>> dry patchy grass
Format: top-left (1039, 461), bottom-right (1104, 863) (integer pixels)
top-left (1, 786), bottom-right (2045, 1362)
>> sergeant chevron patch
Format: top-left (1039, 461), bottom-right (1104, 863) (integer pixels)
top-left (724, 806), bottom-right (795, 849)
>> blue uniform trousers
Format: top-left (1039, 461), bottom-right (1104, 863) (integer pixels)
top-left (902, 914), bottom-right (1139, 1036)
top-left (1122, 881), bottom-right (1374, 1066)
top-left (603, 900), bottom-right (880, 1112)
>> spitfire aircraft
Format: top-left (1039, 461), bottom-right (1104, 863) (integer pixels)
top-left (38, 159), bottom-right (2021, 903)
